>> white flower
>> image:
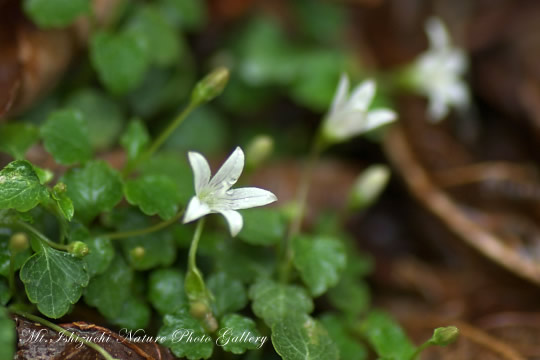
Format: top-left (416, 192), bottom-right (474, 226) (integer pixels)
top-left (322, 74), bottom-right (397, 142)
top-left (413, 17), bottom-right (469, 122)
top-left (183, 147), bottom-right (277, 236)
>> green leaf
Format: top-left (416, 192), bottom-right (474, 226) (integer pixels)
top-left (320, 314), bottom-right (367, 360)
top-left (158, 307), bottom-right (214, 359)
top-left (0, 160), bottom-right (49, 212)
top-left (65, 88), bottom-right (124, 151)
top-left (109, 297), bottom-right (150, 330)
top-left (0, 307), bottom-right (15, 360)
top-left (20, 240), bottom-right (89, 318)
top-left (249, 279), bottom-right (313, 327)
top-left (61, 161), bottom-right (123, 223)
top-left (84, 255), bottom-right (133, 319)
top-left (148, 268), bottom-right (187, 315)
top-left (207, 273), bottom-right (247, 317)
top-left (69, 225), bottom-right (113, 277)
top-left (0, 123), bottom-right (39, 159)
top-left (51, 183), bottom-right (74, 221)
top-left (120, 119), bottom-right (150, 164)
top-left (0, 278), bottom-right (11, 305)
top-left (121, 229), bottom-right (176, 270)
top-left (327, 279), bottom-right (370, 318)
top-left (272, 314), bottom-right (339, 360)
top-left (215, 242), bottom-right (275, 283)
top-left (90, 31), bottom-right (149, 94)
top-left (124, 174), bottom-right (181, 220)
top-left (293, 235), bottom-right (346, 297)
top-left (126, 5), bottom-right (181, 67)
top-left (23, 0), bottom-right (90, 28)
top-left (360, 310), bottom-right (416, 360)
top-left (158, 0), bottom-right (207, 30)
top-left (218, 314), bottom-right (264, 354)
top-left (238, 208), bottom-right (285, 246)
top-left (32, 165), bottom-right (53, 185)
top-left (40, 109), bottom-right (92, 165)
top-left (0, 231), bottom-right (32, 277)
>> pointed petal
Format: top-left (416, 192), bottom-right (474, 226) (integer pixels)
top-left (364, 109), bottom-right (397, 131)
top-left (349, 79), bottom-right (375, 112)
top-left (426, 17), bottom-right (450, 50)
top-left (208, 147), bottom-right (245, 192)
top-left (330, 73), bottom-right (350, 114)
top-left (188, 152), bottom-right (211, 195)
top-left (183, 196), bottom-right (211, 223)
top-left (217, 187), bottom-right (277, 210)
top-left (427, 93), bottom-right (448, 122)
top-left (218, 209), bottom-right (243, 237)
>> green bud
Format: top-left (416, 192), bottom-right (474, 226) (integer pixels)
top-left (68, 241), bottom-right (89, 258)
top-left (349, 165), bottom-right (390, 210)
top-left (9, 232), bottom-right (29, 254)
top-left (130, 246), bottom-right (146, 260)
top-left (431, 326), bottom-right (459, 346)
top-left (246, 135), bottom-right (274, 169)
top-left (203, 312), bottom-right (218, 333)
top-left (189, 300), bottom-right (210, 319)
top-left (191, 67), bottom-right (230, 105)
top-left (53, 182), bottom-right (67, 194)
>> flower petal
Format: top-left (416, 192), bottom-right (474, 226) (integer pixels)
top-left (330, 73), bottom-right (350, 114)
top-left (218, 187), bottom-right (277, 210)
top-left (208, 147), bottom-right (245, 192)
top-left (349, 79), bottom-right (375, 112)
top-left (426, 17), bottom-right (450, 50)
top-left (188, 152), bottom-right (211, 195)
top-left (218, 209), bottom-right (243, 237)
top-left (183, 196), bottom-right (212, 223)
top-left (365, 109), bottom-right (397, 131)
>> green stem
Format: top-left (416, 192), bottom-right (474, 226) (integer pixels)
top-left (122, 101), bottom-right (199, 176)
top-left (10, 308), bottom-right (118, 360)
top-left (188, 218), bottom-right (205, 271)
top-left (280, 135), bottom-right (325, 282)
top-left (14, 222), bottom-right (69, 251)
top-left (409, 340), bottom-right (434, 360)
top-left (104, 210), bottom-right (184, 240)
top-left (8, 253), bottom-right (15, 296)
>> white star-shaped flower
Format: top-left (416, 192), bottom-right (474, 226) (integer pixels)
top-left (413, 17), bottom-right (469, 122)
top-left (322, 74), bottom-right (397, 142)
top-left (183, 147), bottom-right (277, 236)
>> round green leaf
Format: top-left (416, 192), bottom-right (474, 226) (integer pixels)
top-left (218, 314), bottom-right (264, 354)
top-left (23, 0), bottom-right (90, 28)
top-left (124, 174), bottom-right (181, 220)
top-left (207, 273), bottom-right (247, 317)
top-left (0, 160), bottom-right (49, 212)
top-left (0, 123), bottom-right (39, 159)
top-left (238, 208), bottom-right (285, 246)
top-left (149, 269), bottom-right (187, 315)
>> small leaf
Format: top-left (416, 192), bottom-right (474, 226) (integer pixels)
top-left (0, 160), bottom-right (49, 212)
top-left (149, 268), bottom-right (187, 315)
top-left (120, 119), bottom-right (150, 164)
top-left (51, 183), bottom-right (74, 221)
top-left (90, 31), bottom-right (149, 94)
top-left (70, 225), bottom-right (113, 277)
top-left (84, 255), bottom-right (133, 319)
top-left (20, 239), bottom-right (89, 318)
top-left (293, 235), bottom-right (346, 297)
top-left (0, 307), bottom-right (15, 360)
top-left (40, 109), bottom-right (92, 165)
top-left (61, 161), bottom-right (123, 223)
top-left (158, 307), bottom-right (214, 359)
top-left (238, 208), bottom-right (285, 246)
top-left (359, 310), bottom-right (416, 360)
top-left (32, 165), bottom-right (54, 185)
top-left (0, 123), bottom-right (39, 159)
top-left (0, 231), bottom-right (32, 277)
top-left (249, 279), bottom-right (313, 327)
top-left (320, 314), bottom-right (368, 360)
top-left (109, 297), bottom-right (150, 330)
top-left (124, 174), bottom-right (181, 220)
top-left (121, 230), bottom-right (176, 270)
top-left (65, 88), bottom-right (124, 151)
top-left (216, 242), bottom-right (275, 283)
top-left (126, 5), bottom-right (182, 66)
top-left (207, 273), bottom-right (247, 317)
top-left (157, 0), bottom-right (207, 30)
top-left (327, 279), bottom-right (370, 317)
top-left (272, 314), bottom-right (339, 360)
top-left (218, 314), bottom-right (264, 354)
top-left (0, 278), bottom-right (11, 305)
top-left (23, 0), bottom-right (90, 28)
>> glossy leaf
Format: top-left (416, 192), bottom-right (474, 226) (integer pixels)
top-left (320, 314), bottom-right (368, 360)
top-left (124, 174), bottom-right (181, 220)
top-left (121, 230), bottom-right (176, 270)
top-left (149, 268), bottom-right (187, 315)
top-left (51, 183), bottom-right (74, 221)
top-left (0, 123), bottom-right (39, 159)
top-left (207, 273), bottom-right (247, 317)
top-left (0, 160), bottom-right (49, 212)
top-left (238, 208), bottom-right (285, 246)
top-left (120, 119), bottom-right (150, 164)
top-left (218, 314), bottom-right (264, 354)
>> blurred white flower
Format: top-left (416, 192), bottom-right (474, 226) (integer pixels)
top-left (322, 74), bottom-right (397, 142)
top-left (183, 147), bottom-right (277, 236)
top-left (413, 17), bottom-right (469, 122)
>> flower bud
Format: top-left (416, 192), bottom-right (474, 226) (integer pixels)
top-left (246, 135), bottom-right (274, 169)
top-left (189, 301), bottom-right (210, 319)
top-left (9, 232), bottom-right (29, 254)
top-left (349, 165), bottom-right (390, 210)
top-left (53, 182), bottom-right (67, 194)
top-left (68, 241), bottom-right (89, 258)
top-left (130, 246), bottom-right (146, 260)
top-left (431, 326), bottom-right (459, 346)
top-left (191, 67), bottom-right (230, 105)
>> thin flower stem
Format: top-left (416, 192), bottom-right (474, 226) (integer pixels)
top-left (280, 136), bottom-right (325, 282)
top-left (104, 210), bottom-right (184, 240)
top-left (409, 340), bottom-right (433, 360)
top-left (14, 221), bottom-right (69, 251)
top-left (10, 308), bottom-right (118, 360)
top-left (122, 101), bottom-right (199, 176)
top-left (188, 218), bottom-right (205, 271)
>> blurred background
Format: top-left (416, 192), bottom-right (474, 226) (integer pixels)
top-left (3, 0), bottom-right (540, 358)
